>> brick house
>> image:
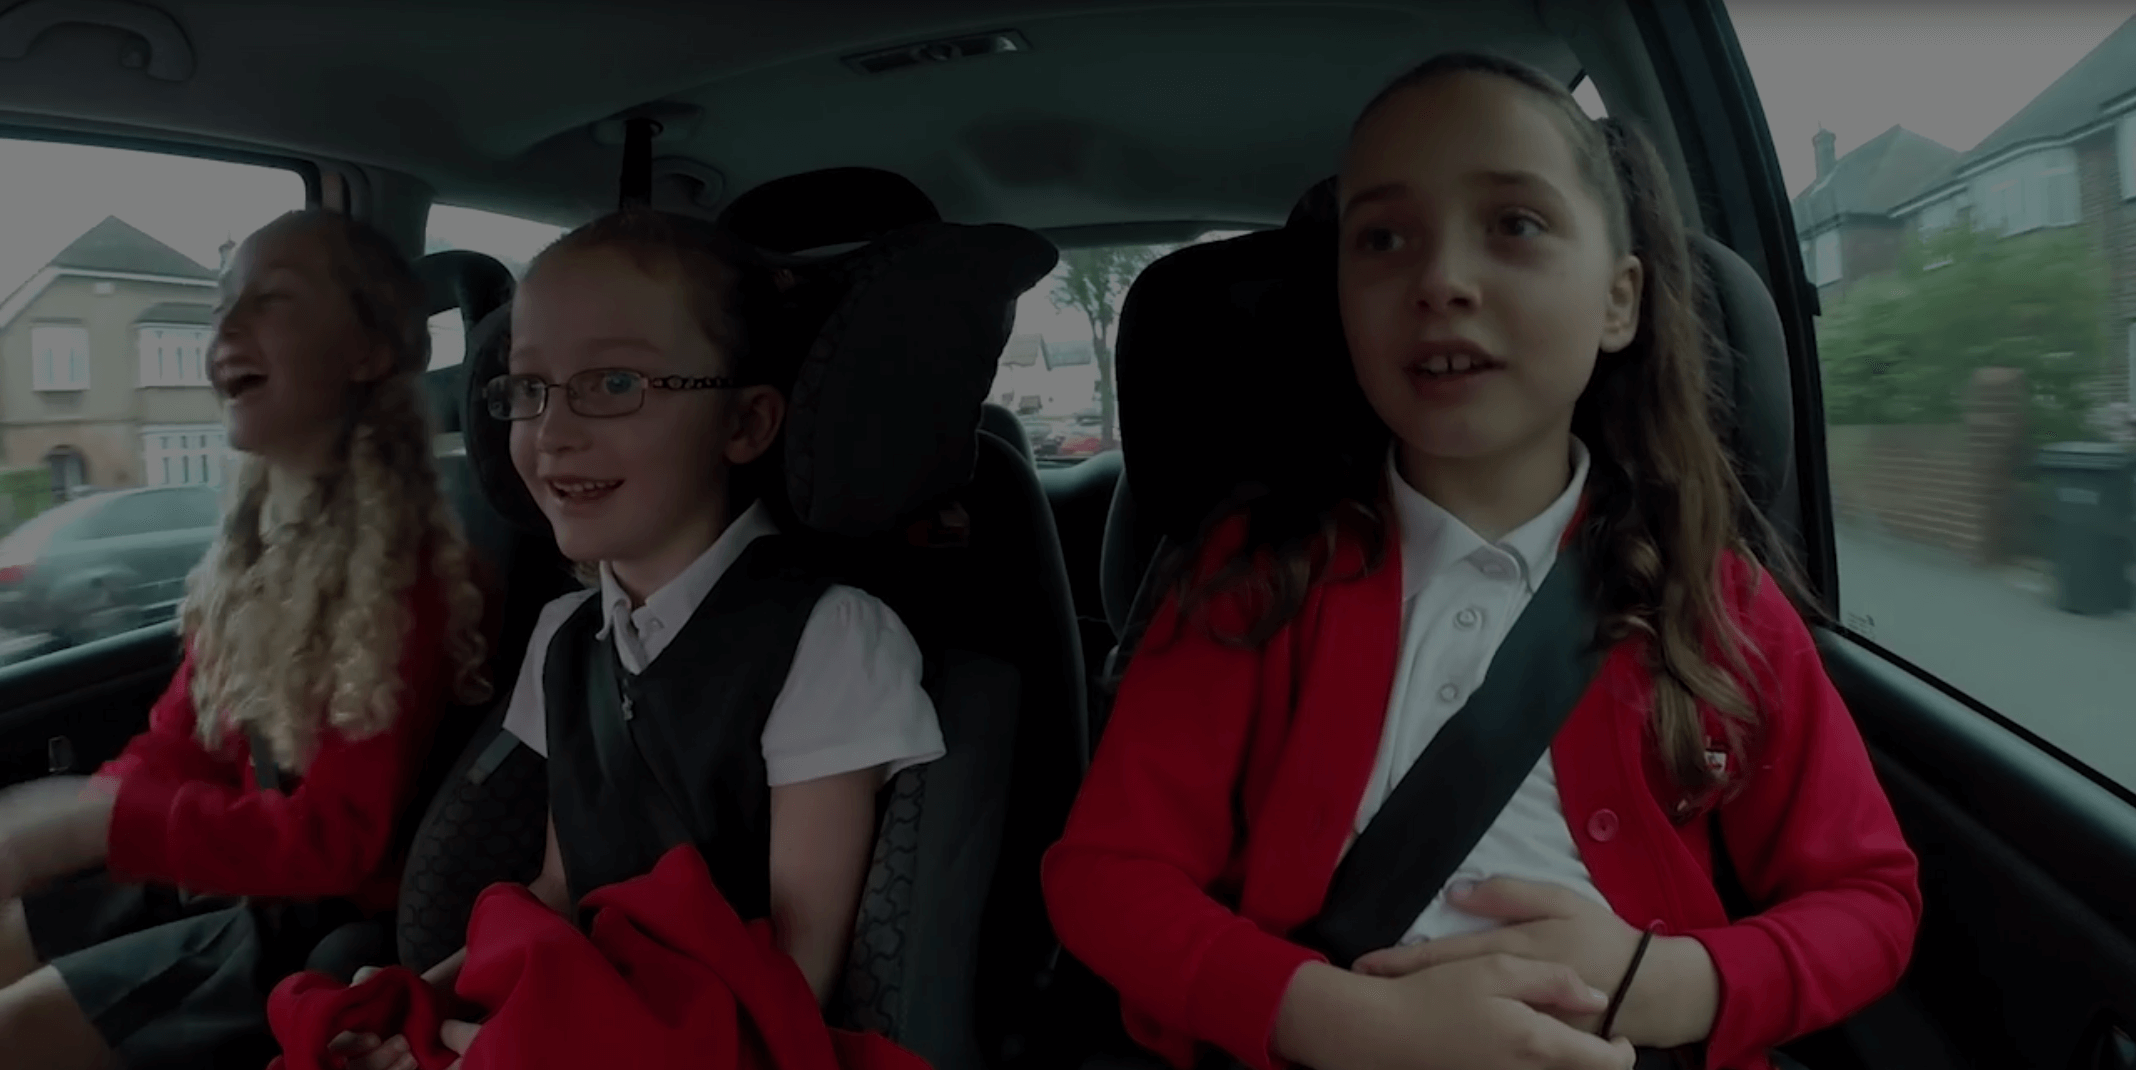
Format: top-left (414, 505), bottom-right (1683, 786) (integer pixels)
top-left (1885, 13), bottom-right (2136, 423)
top-left (1790, 125), bottom-right (1960, 300)
top-left (0, 216), bottom-right (230, 497)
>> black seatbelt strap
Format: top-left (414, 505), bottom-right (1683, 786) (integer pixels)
top-left (1293, 547), bottom-right (1602, 969)
top-left (585, 644), bottom-right (695, 852)
top-left (247, 728), bottom-right (283, 794)
top-left (618, 116), bottom-right (660, 210)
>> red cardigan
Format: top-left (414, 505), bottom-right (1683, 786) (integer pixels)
top-left (264, 844), bottom-right (930, 1070)
top-left (1042, 516), bottom-right (1921, 1070)
top-left (94, 567), bottom-right (455, 914)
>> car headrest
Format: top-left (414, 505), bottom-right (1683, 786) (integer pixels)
top-left (415, 250), bottom-right (516, 435)
top-left (716, 166), bottom-right (941, 261)
top-left (416, 249), bottom-right (516, 327)
top-left (460, 220), bottom-right (1059, 541)
top-left (1112, 203), bottom-right (1364, 551)
top-left (979, 402), bottom-right (1034, 464)
top-left (1105, 189), bottom-right (1799, 623)
top-left (1689, 233), bottom-right (1796, 537)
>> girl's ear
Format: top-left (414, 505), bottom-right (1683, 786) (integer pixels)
top-left (1598, 253), bottom-right (1644, 354)
top-left (725, 385), bottom-right (786, 466)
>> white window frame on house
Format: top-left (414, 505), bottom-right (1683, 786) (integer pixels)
top-left (136, 324), bottom-right (213, 387)
top-left (1973, 148), bottom-right (2080, 236)
top-left (1812, 230), bottom-right (1842, 285)
top-left (30, 323), bottom-right (91, 391)
top-left (141, 423), bottom-right (233, 488)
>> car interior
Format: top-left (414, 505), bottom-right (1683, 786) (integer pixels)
top-left (2, 2), bottom-right (2134, 1070)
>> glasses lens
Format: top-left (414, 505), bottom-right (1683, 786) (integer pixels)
top-left (571, 369), bottom-right (645, 417)
top-left (484, 375), bottom-right (546, 421)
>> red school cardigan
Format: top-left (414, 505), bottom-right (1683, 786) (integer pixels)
top-left (93, 562), bottom-right (456, 915)
top-left (1040, 515), bottom-right (1922, 1070)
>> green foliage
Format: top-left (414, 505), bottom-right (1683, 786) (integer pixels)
top-left (1050, 245), bottom-right (1168, 446)
top-left (1816, 222), bottom-right (2109, 443)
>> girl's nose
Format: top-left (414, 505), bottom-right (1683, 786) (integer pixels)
top-left (1409, 236), bottom-right (1481, 312)
top-left (531, 397), bottom-right (588, 452)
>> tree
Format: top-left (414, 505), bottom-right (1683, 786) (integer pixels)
top-left (1816, 222), bottom-right (2110, 444)
top-left (1050, 245), bottom-right (1168, 448)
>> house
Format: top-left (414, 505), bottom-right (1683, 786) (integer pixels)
top-left (992, 332), bottom-right (1101, 417)
top-left (1790, 125), bottom-right (1960, 297)
top-left (1885, 13), bottom-right (2136, 413)
top-left (0, 216), bottom-right (229, 497)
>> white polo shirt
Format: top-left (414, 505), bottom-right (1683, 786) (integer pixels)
top-left (1354, 439), bottom-right (1612, 943)
top-left (499, 501), bottom-right (945, 788)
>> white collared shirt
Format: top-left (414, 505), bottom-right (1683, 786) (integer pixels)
top-left (500, 501), bottom-right (945, 788)
top-left (1355, 439), bottom-right (1612, 943)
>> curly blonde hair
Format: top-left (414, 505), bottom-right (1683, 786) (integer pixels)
top-left (184, 211), bottom-right (491, 771)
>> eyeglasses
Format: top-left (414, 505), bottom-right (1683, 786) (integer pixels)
top-left (482, 368), bottom-right (744, 421)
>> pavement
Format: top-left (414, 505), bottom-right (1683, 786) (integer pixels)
top-left (1833, 526), bottom-right (2136, 788)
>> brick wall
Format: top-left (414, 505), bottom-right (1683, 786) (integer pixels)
top-left (1828, 367), bottom-right (2030, 562)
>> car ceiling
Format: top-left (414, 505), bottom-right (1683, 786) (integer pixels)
top-left (0, 0), bottom-right (1580, 231)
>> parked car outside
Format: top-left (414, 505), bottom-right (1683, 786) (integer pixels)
top-left (0, 485), bottom-right (221, 648)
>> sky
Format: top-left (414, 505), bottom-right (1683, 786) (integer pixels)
top-left (3, 4), bottom-right (2131, 332)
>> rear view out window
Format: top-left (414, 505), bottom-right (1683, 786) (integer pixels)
top-left (0, 136), bottom-right (305, 668)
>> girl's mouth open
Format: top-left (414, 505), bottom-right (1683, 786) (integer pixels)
top-left (548, 479), bottom-right (622, 504)
top-left (220, 372), bottom-right (268, 400)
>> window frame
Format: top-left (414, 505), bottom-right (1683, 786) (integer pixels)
top-left (0, 124), bottom-right (323, 206)
top-left (136, 324), bottom-right (214, 388)
top-left (140, 423), bottom-right (232, 489)
top-left (30, 323), bottom-right (92, 392)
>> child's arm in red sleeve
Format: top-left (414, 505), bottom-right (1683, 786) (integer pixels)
top-left (1040, 525), bottom-right (1324, 1070)
top-left (1686, 563), bottom-right (1924, 1070)
top-left (96, 649), bottom-right (246, 790)
top-left (104, 587), bottom-right (452, 899)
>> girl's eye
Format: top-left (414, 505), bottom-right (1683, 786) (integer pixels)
top-left (1355, 226), bottom-right (1405, 253)
top-left (598, 372), bottom-right (639, 396)
top-left (1496, 212), bottom-right (1547, 238)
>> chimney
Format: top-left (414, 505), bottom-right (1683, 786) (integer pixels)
top-left (1813, 128), bottom-right (1837, 180)
top-left (218, 237), bottom-right (236, 271)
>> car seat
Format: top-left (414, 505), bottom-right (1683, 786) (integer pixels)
top-left (393, 212), bottom-right (1073, 1070)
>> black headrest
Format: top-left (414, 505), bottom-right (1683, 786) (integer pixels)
top-left (979, 402), bottom-right (1034, 464)
top-left (716, 167), bottom-right (942, 259)
top-left (1690, 233), bottom-right (1796, 535)
top-left (1108, 187), bottom-right (1798, 616)
top-left (415, 250), bottom-right (515, 328)
top-left (1113, 197), bottom-right (1360, 550)
top-left (461, 220), bottom-right (1058, 540)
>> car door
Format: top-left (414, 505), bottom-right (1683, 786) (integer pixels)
top-left (1644, 4), bottom-right (2136, 1067)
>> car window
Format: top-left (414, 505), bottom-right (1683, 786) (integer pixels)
top-left (0, 135), bottom-right (304, 670)
top-left (998, 231), bottom-right (1249, 465)
top-left (1729, 4), bottom-right (2136, 790)
top-left (422, 203), bottom-right (566, 370)
top-left (79, 492), bottom-right (170, 540)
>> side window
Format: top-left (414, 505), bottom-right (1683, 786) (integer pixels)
top-left (995, 231), bottom-right (1247, 465)
top-left (80, 493), bottom-right (166, 540)
top-left (0, 135), bottom-right (304, 669)
top-left (421, 204), bottom-right (565, 370)
top-left (1732, 7), bottom-right (2136, 789)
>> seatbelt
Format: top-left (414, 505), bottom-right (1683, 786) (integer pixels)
top-left (247, 728), bottom-right (283, 793)
top-left (585, 643), bottom-right (696, 853)
top-left (618, 116), bottom-right (660, 210)
top-left (1292, 546), bottom-right (1601, 969)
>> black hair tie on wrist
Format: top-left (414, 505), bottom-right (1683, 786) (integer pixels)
top-left (1597, 928), bottom-right (1656, 1039)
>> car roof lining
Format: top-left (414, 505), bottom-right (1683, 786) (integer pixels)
top-left (0, 0), bottom-right (1660, 233)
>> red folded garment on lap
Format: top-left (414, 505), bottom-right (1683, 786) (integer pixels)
top-left (265, 844), bottom-right (930, 1070)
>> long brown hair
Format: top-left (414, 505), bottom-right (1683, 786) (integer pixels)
top-left (188, 210), bottom-right (491, 770)
top-left (1167, 53), bottom-right (1811, 796)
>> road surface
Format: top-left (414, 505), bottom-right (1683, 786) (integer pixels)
top-left (1833, 526), bottom-right (2136, 787)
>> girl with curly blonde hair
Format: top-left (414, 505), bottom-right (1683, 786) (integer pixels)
top-left (0, 209), bottom-right (491, 1069)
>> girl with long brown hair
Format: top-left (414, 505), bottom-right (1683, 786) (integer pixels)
top-left (0, 209), bottom-right (488, 1069)
top-left (1043, 54), bottom-right (1920, 1070)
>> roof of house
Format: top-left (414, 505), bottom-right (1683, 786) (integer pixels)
top-left (999, 334), bottom-right (1043, 367)
top-left (48, 216), bottom-right (218, 281)
top-left (1044, 338), bottom-right (1095, 369)
top-left (1792, 125), bottom-right (1959, 235)
top-left (1899, 14), bottom-right (2136, 206)
top-left (136, 302), bottom-right (217, 326)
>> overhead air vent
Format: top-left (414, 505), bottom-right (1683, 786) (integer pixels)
top-left (844, 29), bottom-right (1030, 76)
